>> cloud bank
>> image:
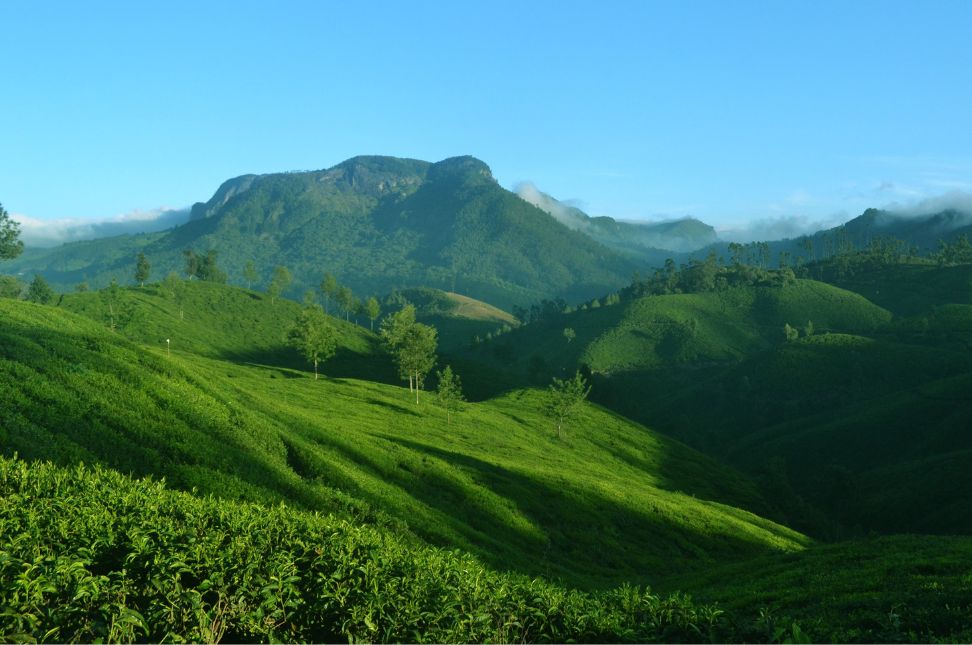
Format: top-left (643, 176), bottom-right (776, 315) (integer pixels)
top-left (12, 207), bottom-right (191, 247)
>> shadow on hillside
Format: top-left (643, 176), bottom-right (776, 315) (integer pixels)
top-left (366, 436), bottom-right (802, 590)
top-left (218, 344), bottom-right (400, 385)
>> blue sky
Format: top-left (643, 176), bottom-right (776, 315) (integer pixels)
top-left (2, 0), bottom-right (971, 241)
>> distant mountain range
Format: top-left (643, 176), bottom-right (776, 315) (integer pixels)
top-left (6, 154), bottom-right (972, 308)
top-left (7, 156), bottom-right (647, 308)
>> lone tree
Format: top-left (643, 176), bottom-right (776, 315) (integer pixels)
top-left (183, 249), bottom-right (199, 280)
top-left (563, 327), bottom-right (576, 343)
top-left (365, 296), bottom-right (381, 331)
top-left (320, 272), bottom-right (338, 313)
top-left (435, 365), bottom-right (465, 424)
top-left (287, 305), bottom-right (337, 380)
top-left (267, 265), bottom-right (292, 304)
top-left (135, 252), bottom-right (151, 286)
top-left (0, 203), bottom-right (24, 261)
top-left (380, 304), bottom-right (438, 402)
top-left (243, 260), bottom-right (258, 289)
top-left (26, 275), bottom-right (54, 304)
top-left (543, 371), bottom-right (591, 438)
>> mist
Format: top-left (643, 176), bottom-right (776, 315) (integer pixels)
top-left (14, 207), bottom-right (191, 247)
top-left (514, 182), bottom-right (589, 230)
top-left (882, 190), bottom-right (972, 225)
top-left (718, 214), bottom-right (846, 242)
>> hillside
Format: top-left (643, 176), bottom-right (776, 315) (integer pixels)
top-left (0, 288), bottom-right (808, 588)
top-left (455, 278), bottom-right (972, 536)
top-left (385, 287), bottom-right (518, 350)
top-left (6, 156), bottom-right (641, 309)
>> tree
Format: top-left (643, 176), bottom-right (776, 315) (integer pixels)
top-left (0, 203), bottom-right (23, 261)
top-left (197, 249), bottom-right (227, 283)
top-left (365, 296), bottom-right (381, 331)
top-left (435, 365), bottom-right (465, 424)
top-left (267, 265), bottom-right (291, 304)
top-left (380, 304), bottom-right (438, 402)
top-left (243, 260), bottom-right (258, 290)
top-left (160, 271), bottom-right (186, 320)
top-left (783, 323), bottom-right (799, 342)
top-left (183, 249), bottom-right (199, 280)
top-left (287, 305), bottom-right (337, 380)
top-left (134, 252), bottom-right (151, 287)
top-left (320, 272), bottom-right (338, 313)
top-left (101, 279), bottom-right (122, 331)
top-left (26, 275), bottom-right (54, 304)
top-left (543, 371), bottom-right (591, 438)
top-left (0, 275), bottom-right (24, 299)
top-left (336, 285), bottom-right (354, 321)
top-left (74, 281), bottom-right (89, 293)
top-left (563, 327), bottom-right (576, 343)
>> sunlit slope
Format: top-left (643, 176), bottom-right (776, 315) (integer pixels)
top-left (57, 280), bottom-right (392, 379)
top-left (0, 455), bottom-right (735, 644)
top-left (462, 280), bottom-right (891, 386)
top-left (393, 286), bottom-right (519, 349)
top-left (658, 534), bottom-right (972, 643)
top-left (0, 297), bottom-right (807, 587)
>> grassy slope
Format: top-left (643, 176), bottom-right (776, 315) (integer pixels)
top-left (825, 262), bottom-right (972, 317)
top-left (0, 288), bottom-right (807, 589)
top-left (460, 280), bottom-right (892, 391)
top-left (396, 287), bottom-right (519, 350)
top-left (658, 535), bottom-right (972, 643)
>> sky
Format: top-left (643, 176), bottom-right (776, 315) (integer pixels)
top-left (2, 0), bottom-right (971, 243)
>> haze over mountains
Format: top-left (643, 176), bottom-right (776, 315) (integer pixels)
top-left (9, 154), bottom-right (972, 311)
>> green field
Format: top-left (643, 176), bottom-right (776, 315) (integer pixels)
top-left (3, 273), bottom-right (972, 642)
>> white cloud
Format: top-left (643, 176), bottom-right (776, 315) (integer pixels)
top-left (12, 207), bottom-right (190, 247)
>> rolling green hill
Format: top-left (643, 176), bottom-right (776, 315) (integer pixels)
top-left (0, 288), bottom-right (807, 590)
top-left (386, 286), bottom-right (518, 350)
top-left (6, 156), bottom-right (641, 310)
top-left (455, 278), bottom-right (972, 537)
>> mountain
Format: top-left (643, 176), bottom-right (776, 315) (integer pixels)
top-left (6, 156), bottom-right (642, 310)
top-left (516, 183), bottom-right (718, 256)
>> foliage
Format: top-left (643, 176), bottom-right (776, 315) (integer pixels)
top-left (196, 249), bottom-right (227, 284)
top-left (134, 252), bottom-right (151, 286)
top-left (0, 202), bottom-right (23, 261)
top-left (365, 295), bottom-right (381, 330)
top-left (26, 274), bottom-right (55, 304)
top-left (543, 371), bottom-right (591, 438)
top-left (267, 265), bottom-right (292, 304)
top-left (435, 365), bottom-right (465, 423)
top-left (243, 259), bottom-right (258, 289)
top-left (0, 455), bottom-right (760, 644)
top-left (0, 274), bottom-right (25, 299)
top-left (287, 305), bottom-right (338, 379)
top-left (380, 304), bottom-right (440, 400)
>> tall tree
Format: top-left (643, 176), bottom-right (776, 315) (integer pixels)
top-left (197, 249), bottom-right (227, 283)
top-left (435, 365), bottom-right (465, 424)
top-left (243, 260), bottom-right (258, 290)
top-left (267, 265), bottom-right (292, 304)
top-left (336, 285), bottom-right (354, 321)
top-left (0, 203), bottom-right (24, 261)
top-left (380, 304), bottom-right (439, 401)
top-left (26, 275), bottom-right (54, 304)
top-left (183, 249), bottom-right (199, 280)
top-left (365, 296), bottom-right (381, 331)
top-left (543, 371), bottom-right (591, 438)
top-left (134, 252), bottom-right (151, 287)
top-left (320, 272), bottom-right (338, 314)
top-left (287, 305), bottom-right (337, 380)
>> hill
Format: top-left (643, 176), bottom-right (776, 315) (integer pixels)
top-left (515, 183), bottom-right (718, 256)
top-left (6, 155), bottom-right (641, 310)
top-left (0, 287), bottom-right (808, 589)
top-left (385, 286), bottom-right (518, 350)
top-left (455, 278), bottom-right (972, 536)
